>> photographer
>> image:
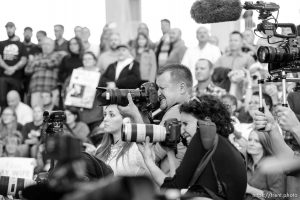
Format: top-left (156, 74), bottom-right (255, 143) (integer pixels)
top-left (138, 95), bottom-right (247, 200)
top-left (118, 64), bottom-right (193, 173)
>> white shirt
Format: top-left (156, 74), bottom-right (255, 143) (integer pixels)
top-left (181, 43), bottom-right (221, 85)
top-left (115, 57), bottom-right (134, 80)
top-left (15, 102), bottom-right (33, 125)
top-left (104, 143), bottom-right (149, 176)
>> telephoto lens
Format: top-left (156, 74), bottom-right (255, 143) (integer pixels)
top-left (122, 123), bottom-right (167, 142)
top-left (0, 176), bottom-right (35, 198)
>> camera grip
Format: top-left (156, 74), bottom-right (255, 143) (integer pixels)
top-left (258, 107), bottom-right (265, 131)
top-left (198, 120), bottom-right (217, 150)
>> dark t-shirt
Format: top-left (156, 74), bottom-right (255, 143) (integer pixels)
top-left (0, 40), bottom-right (27, 79)
top-left (22, 122), bottom-right (42, 141)
top-left (23, 42), bottom-right (42, 56)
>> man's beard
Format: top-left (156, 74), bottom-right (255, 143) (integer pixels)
top-left (24, 37), bottom-right (31, 43)
top-left (8, 33), bottom-right (15, 39)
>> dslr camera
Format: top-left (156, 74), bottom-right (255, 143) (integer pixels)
top-left (244, 1), bottom-right (300, 75)
top-left (122, 118), bottom-right (181, 149)
top-left (97, 82), bottom-right (160, 112)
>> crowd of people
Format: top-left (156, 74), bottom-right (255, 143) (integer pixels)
top-left (0, 18), bottom-right (300, 200)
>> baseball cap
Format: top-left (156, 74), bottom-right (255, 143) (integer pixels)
top-left (5, 22), bottom-right (15, 28)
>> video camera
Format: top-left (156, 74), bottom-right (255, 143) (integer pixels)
top-left (96, 82), bottom-right (160, 112)
top-left (122, 118), bottom-right (181, 149)
top-left (244, 1), bottom-right (300, 76)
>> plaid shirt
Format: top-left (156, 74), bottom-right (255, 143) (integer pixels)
top-left (25, 52), bottom-right (65, 93)
top-left (193, 82), bottom-right (227, 98)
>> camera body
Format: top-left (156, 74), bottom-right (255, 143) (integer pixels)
top-left (244, 1), bottom-right (300, 75)
top-left (122, 118), bottom-right (181, 148)
top-left (97, 82), bottom-right (160, 112)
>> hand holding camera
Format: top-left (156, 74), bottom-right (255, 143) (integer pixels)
top-left (276, 106), bottom-right (300, 134)
top-left (228, 69), bottom-right (245, 83)
top-left (253, 100), bottom-right (276, 131)
top-left (137, 137), bottom-right (155, 164)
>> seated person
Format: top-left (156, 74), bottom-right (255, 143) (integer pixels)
top-left (64, 106), bottom-right (90, 142)
top-left (244, 130), bottom-right (286, 199)
top-left (95, 104), bottom-right (149, 176)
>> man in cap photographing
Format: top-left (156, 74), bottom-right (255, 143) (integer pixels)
top-left (0, 22), bottom-right (27, 107)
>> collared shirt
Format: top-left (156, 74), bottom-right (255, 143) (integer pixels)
top-left (245, 157), bottom-right (286, 200)
top-left (193, 82), bottom-right (226, 98)
top-left (181, 43), bottom-right (221, 85)
top-left (215, 51), bottom-right (255, 70)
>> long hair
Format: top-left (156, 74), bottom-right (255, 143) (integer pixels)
top-left (68, 37), bottom-right (85, 58)
top-left (96, 133), bottom-right (133, 163)
top-left (133, 32), bottom-right (150, 58)
top-left (95, 106), bottom-right (133, 162)
top-left (247, 130), bottom-right (273, 165)
top-left (0, 107), bottom-right (18, 139)
top-left (180, 95), bottom-right (234, 138)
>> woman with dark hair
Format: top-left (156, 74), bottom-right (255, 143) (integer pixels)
top-left (244, 130), bottom-right (286, 199)
top-left (95, 105), bottom-right (149, 176)
top-left (131, 33), bottom-right (157, 82)
top-left (64, 106), bottom-right (90, 141)
top-left (139, 95), bottom-right (247, 200)
top-left (58, 37), bottom-right (84, 83)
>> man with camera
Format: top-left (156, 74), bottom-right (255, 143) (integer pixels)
top-left (118, 64), bottom-right (193, 173)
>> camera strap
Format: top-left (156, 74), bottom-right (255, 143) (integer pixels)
top-left (188, 134), bottom-right (219, 188)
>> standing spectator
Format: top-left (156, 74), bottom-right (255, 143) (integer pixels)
top-left (131, 33), bottom-right (157, 83)
top-left (54, 24), bottom-right (68, 53)
top-left (165, 28), bottom-right (187, 65)
top-left (68, 52), bottom-right (102, 131)
top-left (36, 30), bottom-right (47, 48)
top-left (58, 37), bottom-right (84, 83)
top-left (156, 19), bottom-right (172, 68)
top-left (6, 90), bottom-right (33, 125)
top-left (215, 31), bottom-right (255, 70)
top-left (74, 26), bottom-right (82, 38)
top-left (96, 105), bottom-right (149, 176)
top-left (23, 27), bottom-right (40, 56)
top-left (128, 23), bottom-right (155, 51)
top-left (193, 59), bottom-right (226, 97)
top-left (97, 32), bottom-right (121, 74)
top-left (181, 26), bottom-right (221, 85)
top-left (215, 31), bottom-right (255, 100)
top-left (81, 27), bottom-right (99, 57)
top-left (245, 130), bottom-right (286, 199)
top-left (0, 22), bottom-right (27, 108)
top-left (100, 23), bottom-right (116, 54)
top-left (99, 44), bottom-right (141, 89)
top-left (0, 107), bottom-right (23, 141)
top-left (25, 37), bottom-right (66, 107)
top-left (64, 106), bottom-right (90, 142)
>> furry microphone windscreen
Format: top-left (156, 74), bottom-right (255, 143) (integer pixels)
top-left (190, 0), bottom-right (242, 24)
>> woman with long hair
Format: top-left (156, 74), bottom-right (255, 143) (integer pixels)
top-left (0, 107), bottom-right (23, 141)
top-left (132, 32), bottom-right (157, 83)
top-left (95, 104), bottom-right (149, 176)
top-left (244, 130), bottom-right (286, 199)
top-left (59, 37), bottom-right (84, 83)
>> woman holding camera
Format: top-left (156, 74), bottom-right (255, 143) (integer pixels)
top-left (95, 104), bottom-right (150, 176)
top-left (138, 95), bottom-right (247, 200)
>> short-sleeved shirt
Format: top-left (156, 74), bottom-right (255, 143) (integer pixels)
top-left (215, 51), bottom-right (255, 70)
top-left (0, 40), bottom-right (27, 79)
